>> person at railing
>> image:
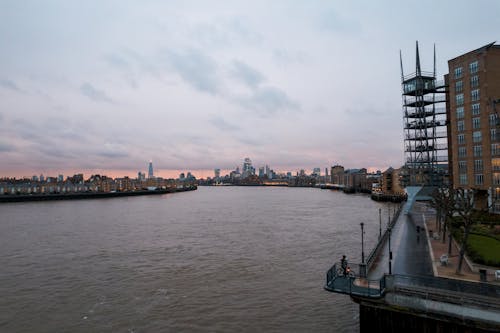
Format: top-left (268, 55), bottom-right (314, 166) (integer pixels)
top-left (341, 255), bottom-right (348, 276)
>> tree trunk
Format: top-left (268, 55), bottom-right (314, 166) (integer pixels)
top-left (442, 219), bottom-right (447, 243)
top-left (447, 232), bottom-right (453, 256)
top-left (456, 227), bottom-right (471, 274)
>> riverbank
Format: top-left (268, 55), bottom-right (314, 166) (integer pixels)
top-left (0, 185), bottom-right (197, 203)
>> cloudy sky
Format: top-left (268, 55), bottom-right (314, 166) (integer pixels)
top-left (1, 1), bottom-right (499, 178)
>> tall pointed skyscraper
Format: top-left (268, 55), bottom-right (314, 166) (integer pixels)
top-left (148, 160), bottom-right (154, 179)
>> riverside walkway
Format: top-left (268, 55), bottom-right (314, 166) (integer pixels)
top-left (324, 186), bottom-right (500, 331)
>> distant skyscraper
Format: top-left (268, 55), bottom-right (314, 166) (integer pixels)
top-left (258, 166), bottom-right (265, 178)
top-left (242, 157), bottom-right (254, 178)
top-left (148, 161), bottom-right (154, 179)
top-left (214, 168), bottom-right (220, 179)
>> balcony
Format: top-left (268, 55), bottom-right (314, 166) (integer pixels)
top-left (404, 95), bottom-right (446, 107)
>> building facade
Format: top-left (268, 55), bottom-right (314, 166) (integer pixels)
top-left (447, 42), bottom-right (500, 211)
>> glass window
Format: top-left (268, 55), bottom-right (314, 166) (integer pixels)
top-left (459, 174), bottom-right (467, 185)
top-left (491, 129), bottom-right (497, 141)
top-left (473, 131), bottom-right (482, 142)
top-left (456, 107), bottom-right (464, 119)
top-left (454, 67), bottom-right (463, 79)
top-left (472, 117), bottom-right (481, 129)
top-left (458, 161), bottom-right (467, 172)
top-left (492, 144), bottom-right (500, 157)
top-left (493, 158), bottom-right (500, 171)
top-left (475, 174), bottom-right (484, 185)
top-left (474, 159), bottom-right (483, 172)
top-left (472, 103), bottom-right (480, 115)
top-left (456, 93), bottom-right (464, 106)
top-left (457, 120), bottom-right (465, 131)
top-left (493, 174), bottom-right (500, 185)
top-left (458, 134), bottom-right (465, 144)
top-left (470, 75), bottom-right (479, 88)
top-left (471, 89), bottom-right (480, 102)
top-left (473, 145), bottom-right (482, 157)
top-left (470, 60), bottom-right (478, 74)
top-left (490, 114), bottom-right (498, 127)
top-left (455, 81), bottom-right (463, 93)
top-left (458, 146), bottom-right (467, 157)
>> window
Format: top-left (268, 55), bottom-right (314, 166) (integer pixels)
top-left (473, 145), bottom-right (482, 157)
top-left (454, 66), bottom-right (463, 79)
top-left (472, 117), bottom-right (481, 129)
top-left (492, 144), bottom-right (500, 156)
top-left (455, 81), bottom-right (463, 93)
top-left (473, 131), bottom-right (482, 142)
top-left (471, 75), bottom-right (479, 88)
top-left (456, 93), bottom-right (464, 106)
top-left (471, 89), bottom-right (480, 102)
top-left (493, 158), bottom-right (500, 171)
top-left (474, 159), bottom-right (483, 172)
top-left (491, 129), bottom-right (497, 141)
top-left (470, 60), bottom-right (478, 74)
top-left (459, 174), bottom-right (467, 185)
top-left (490, 113), bottom-right (498, 127)
top-left (475, 174), bottom-right (484, 185)
top-left (458, 161), bottom-right (467, 172)
top-left (456, 107), bottom-right (464, 119)
top-left (458, 134), bottom-right (465, 144)
top-left (458, 146), bottom-right (467, 157)
top-left (457, 120), bottom-right (465, 131)
top-left (472, 103), bottom-right (480, 115)
top-left (493, 174), bottom-right (500, 185)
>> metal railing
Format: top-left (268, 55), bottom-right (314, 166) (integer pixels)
top-left (325, 267), bottom-right (500, 308)
top-left (325, 263), bottom-right (386, 298)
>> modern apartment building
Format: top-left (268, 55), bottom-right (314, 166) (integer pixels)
top-left (447, 42), bottom-right (500, 211)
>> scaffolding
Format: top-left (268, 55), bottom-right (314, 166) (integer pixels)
top-left (400, 42), bottom-right (448, 186)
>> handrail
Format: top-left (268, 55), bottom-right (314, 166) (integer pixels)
top-left (365, 203), bottom-right (403, 270)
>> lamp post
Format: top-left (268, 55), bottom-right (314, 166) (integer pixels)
top-left (360, 222), bottom-right (365, 264)
top-left (388, 226), bottom-right (392, 275)
top-left (388, 206), bottom-right (391, 226)
top-left (379, 208), bottom-right (382, 240)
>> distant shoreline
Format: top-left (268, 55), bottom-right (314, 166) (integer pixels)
top-left (0, 186), bottom-right (197, 203)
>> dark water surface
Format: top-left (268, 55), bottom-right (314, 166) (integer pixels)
top-left (0, 186), bottom-right (392, 332)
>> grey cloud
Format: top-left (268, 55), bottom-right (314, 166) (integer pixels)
top-left (96, 142), bottom-right (129, 158)
top-left (209, 116), bottom-right (239, 131)
top-left (166, 49), bottom-right (219, 94)
top-left (238, 86), bottom-right (300, 115)
top-left (0, 79), bottom-right (22, 92)
top-left (80, 83), bottom-right (113, 103)
top-left (0, 141), bottom-right (15, 152)
top-left (231, 60), bottom-right (265, 88)
top-left (104, 53), bottom-right (130, 69)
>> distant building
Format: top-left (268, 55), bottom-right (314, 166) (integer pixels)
top-left (214, 168), bottom-right (220, 180)
top-left (242, 157), bottom-right (255, 179)
top-left (148, 161), bottom-right (154, 179)
top-left (258, 166), bottom-right (265, 178)
top-left (330, 165), bottom-right (344, 185)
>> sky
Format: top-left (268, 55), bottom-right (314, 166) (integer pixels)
top-left (1, 0), bottom-right (499, 179)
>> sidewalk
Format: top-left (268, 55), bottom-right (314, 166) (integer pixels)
top-left (419, 202), bottom-right (500, 283)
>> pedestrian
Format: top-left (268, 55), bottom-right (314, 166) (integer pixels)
top-left (341, 255), bottom-right (348, 276)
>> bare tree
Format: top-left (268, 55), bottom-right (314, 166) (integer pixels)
top-left (430, 186), bottom-right (456, 255)
top-left (454, 188), bottom-right (482, 274)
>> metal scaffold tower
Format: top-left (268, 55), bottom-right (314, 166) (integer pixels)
top-left (401, 42), bottom-right (448, 186)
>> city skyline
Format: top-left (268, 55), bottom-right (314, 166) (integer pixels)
top-left (1, 1), bottom-right (499, 178)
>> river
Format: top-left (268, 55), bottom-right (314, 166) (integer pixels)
top-left (0, 186), bottom-right (393, 332)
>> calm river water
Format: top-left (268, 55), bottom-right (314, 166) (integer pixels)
top-left (0, 186), bottom-right (393, 332)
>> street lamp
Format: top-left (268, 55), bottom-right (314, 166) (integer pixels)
top-left (388, 206), bottom-right (391, 226)
top-left (379, 208), bottom-right (382, 239)
top-left (360, 222), bottom-right (365, 264)
top-left (388, 226), bottom-right (392, 275)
